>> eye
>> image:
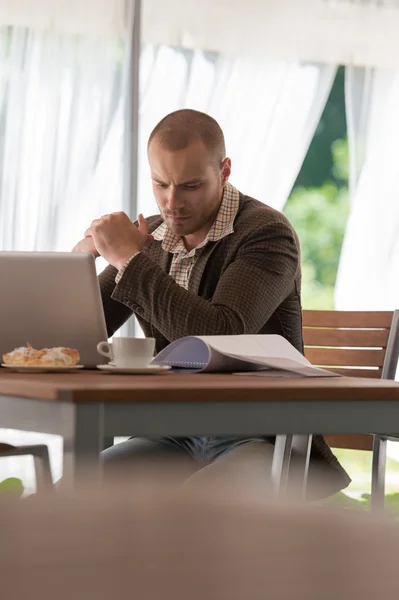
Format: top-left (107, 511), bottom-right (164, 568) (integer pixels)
top-left (184, 183), bottom-right (200, 190)
top-left (154, 181), bottom-right (168, 188)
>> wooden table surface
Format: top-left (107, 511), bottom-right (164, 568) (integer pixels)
top-left (1, 370), bottom-right (399, 403)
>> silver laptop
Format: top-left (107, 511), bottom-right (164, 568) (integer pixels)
top-left (0, 252), bottom-right (109, 367)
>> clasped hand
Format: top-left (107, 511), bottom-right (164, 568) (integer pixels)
top-left (72, 212), bottom-right (153, 270)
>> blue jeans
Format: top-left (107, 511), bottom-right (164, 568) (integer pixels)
top-left (102, 436), bottom-right (277, 498)
top-left (101, 436), bottom-right (334, 499)
top-left (102, 435), bottom-right (270, 467)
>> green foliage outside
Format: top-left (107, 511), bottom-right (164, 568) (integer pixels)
top-left (325, 492), bottom-right (399, 517)
top-left (284, 141), bottom-right (349, 309)
top-left (283, 67), bottom-right (350, 310)
top-left (0, 477), bottom-right (24, 497)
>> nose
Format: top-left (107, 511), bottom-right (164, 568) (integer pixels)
top-left (166, 186), bottom-right (185, 212)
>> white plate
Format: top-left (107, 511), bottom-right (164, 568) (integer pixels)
top-left (1, 364), bottom-right (84, 373)
top-left (96, 364), bottom-right (171, 375)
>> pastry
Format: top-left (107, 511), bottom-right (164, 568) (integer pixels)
top-left (2, 343), bottom-right (37, 366)
top-left (3, 344), bottom-right (80, 367)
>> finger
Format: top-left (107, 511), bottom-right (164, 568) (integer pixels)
top-left (85, 218), bottom-right (102, 237)
top-left (137, 213), bottom-right (149, 235)
top-left (144, 234), bottom-right (154, 247)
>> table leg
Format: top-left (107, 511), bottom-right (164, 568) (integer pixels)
top-left (271, 434), bottom-right (293, 496)
top-left (102, 436), bottom-right (115, 451)
top-left (62, 403), bottom-right (104, 488)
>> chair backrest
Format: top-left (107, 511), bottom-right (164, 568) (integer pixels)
top-left (302, 310), bottom-right (399, 451)
top-left (302, 310), bottom-right (399, 380)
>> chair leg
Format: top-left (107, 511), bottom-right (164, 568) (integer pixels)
top-left (292, 434), bottom-right (313, 500)
top-left (28, 445), bottom-right (53, 492)
top-left (371, 436), bottom-right (387, 513)
top-left (271, 435), bottom-right (293, 496)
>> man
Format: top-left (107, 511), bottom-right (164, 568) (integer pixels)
top-left (73, 109), bottom-right (350, 498)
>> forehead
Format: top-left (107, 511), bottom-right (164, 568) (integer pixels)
top-left (148, 139), bottom-right (215, 181)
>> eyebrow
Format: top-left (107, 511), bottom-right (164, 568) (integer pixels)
top-left (151, 177), bottom-right (202, 186)
top-left (179, 178), bottom-right (202, 186)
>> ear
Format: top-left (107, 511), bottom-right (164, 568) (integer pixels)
top-left (220, 158), bottom-right (231, 186)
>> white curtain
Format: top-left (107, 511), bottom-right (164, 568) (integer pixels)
top-left (3, 1), bottom-right (399, 68)
top-left (138, 45), bottom-right (337, 216)
top-left (0, 0), bottom-right (127, 36)
top-left (142, 0), bottom-right (399, 69)
top-left (335, 67), bottom-right (399, 309)
top-left (0, 14), bottom-right (135, 489)
top-left (0, 26), bottom-right (130, 253)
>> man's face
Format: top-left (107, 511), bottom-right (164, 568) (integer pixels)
top-left (148, 138), bottom-right (230, 238)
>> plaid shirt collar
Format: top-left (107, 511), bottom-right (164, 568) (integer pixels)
top-left (152, 183), bottom-right (240, 255)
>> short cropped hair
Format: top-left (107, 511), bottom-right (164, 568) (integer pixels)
top-left (148, 109), bottom-right (226, 166)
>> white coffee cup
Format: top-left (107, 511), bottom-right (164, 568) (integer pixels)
top-left (97, 337), bottom-right (156, 368)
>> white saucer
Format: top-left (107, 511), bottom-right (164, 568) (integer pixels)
top-left (97, 364), bottom-right (171, 375)
top-left (1, 364), bottom-right (84, 374)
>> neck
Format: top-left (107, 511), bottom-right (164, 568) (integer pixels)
top-left (183, 189), bottom-right (224, 251)
top-left (183, 228), bottom-right (209, 252)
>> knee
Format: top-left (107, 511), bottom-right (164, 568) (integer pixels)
top-left (102, 438), bottom-right (197, 488)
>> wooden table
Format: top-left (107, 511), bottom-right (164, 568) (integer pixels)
top-left (2, 370), bottom-right (399, 486)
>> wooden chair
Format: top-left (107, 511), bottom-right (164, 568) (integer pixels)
top-left (0, 442), bottom-right (53, 492)
top-left (302, 310), bottom-right (399, 511)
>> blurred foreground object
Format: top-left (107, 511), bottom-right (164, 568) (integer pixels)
top-left (1, 471), bottom-right (398, 600)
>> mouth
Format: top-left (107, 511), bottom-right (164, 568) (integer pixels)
top-left (169, 216), bottom-right (190, 224)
